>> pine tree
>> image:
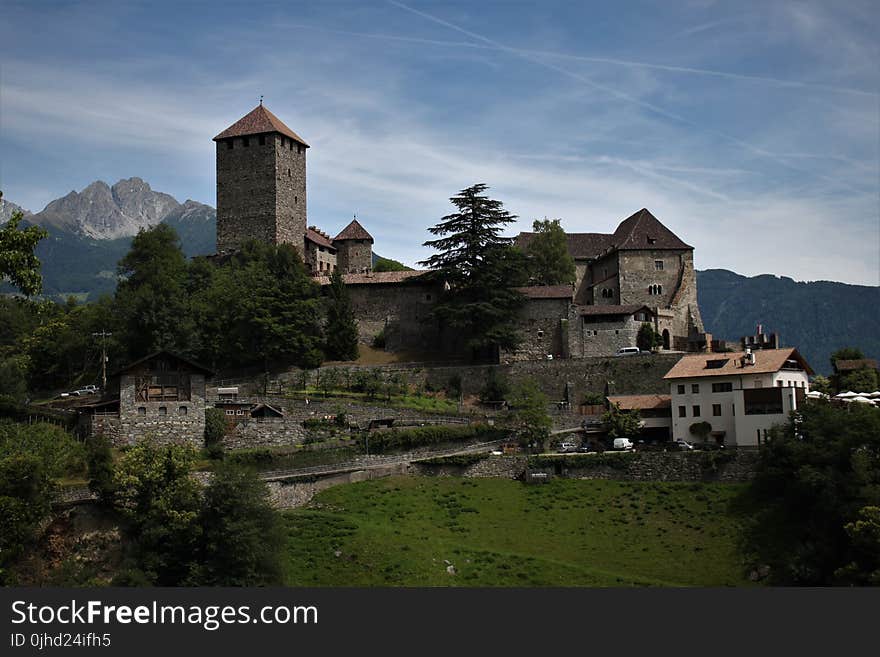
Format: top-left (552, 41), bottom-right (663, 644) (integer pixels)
top-left (525, 218), bottom-right (575, 285)
top-left (419, 184), bottom-right (528, 359)
top-left (324, 268), bottom-right (359, 361)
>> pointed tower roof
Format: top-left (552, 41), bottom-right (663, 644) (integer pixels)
top-left (213, 104), bottom-right (309, 146)
top-left (611, 208), bottom-right (691, 250)
top-left (334, 218), bottom-right (373, 242)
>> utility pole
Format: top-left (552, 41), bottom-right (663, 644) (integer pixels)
top-left (92, 330), bottom-right (112, 390)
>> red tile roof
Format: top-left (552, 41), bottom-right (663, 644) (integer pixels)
top-left (313, 270), bottom-right (428, 285)
top-left (515, 285), bottom-right (574, 299)
top-left (334, 219), bottom-right (373, 242)
top-left (835, 358), bottom-right (878, 372)
top-left (305, 228), bottom-right (335, 249)
top-left (607, 394), bottom-right (671, 411)
top-left (611, 208), bottom-right (691, 251)
top-left (213, 104), bottom-right (309, 146)
top-left (663, 348), bottom-right (814, 379)
top-left (516, 231), bottom-right (614, 259)
top-left (578, 304), bottom-right (650, 316)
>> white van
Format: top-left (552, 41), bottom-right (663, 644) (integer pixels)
top-left (614, 347), bottom-right (641, 357)
top-left (612, 438), bottom-right (635, 450)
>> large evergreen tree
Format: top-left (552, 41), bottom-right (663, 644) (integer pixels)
top-left (324, 268), bottom-right (359, 361)
top-left (419, 184), bottom-right (528, 359)
top-left (524, 218), bottom-right (575, 285)
top-left (115, 223), bottom-right (193, 359)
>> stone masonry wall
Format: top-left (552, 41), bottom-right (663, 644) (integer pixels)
top-left (117, 373), bottom-right (206, 447)
top-left (274, 134), bottom-right (307, 249)
top-left (346, 281), bottom-right (440, 349)
top-left (336, 239), bottom-right (373, 274)
top-left (504, 297), bottom-right (569, 362)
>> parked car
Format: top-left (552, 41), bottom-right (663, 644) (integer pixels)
top-left (667, 440), bottom-right (695, 451)
top-left (70, 385), bottom-right (99, 396)
top-left (614, 347), bottom-right (641, 357)
top-left (612, 437), bottom-right (635, 450)
top-left (557, 442), bottom-right (578, 453)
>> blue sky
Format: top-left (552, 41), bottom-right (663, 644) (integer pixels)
top-left (1, 0), bottom-right (878, 284)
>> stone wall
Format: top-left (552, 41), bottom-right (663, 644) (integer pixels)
top-left (82, 414), bottom-right (121, 443)
top-left (117, 373), bottom-right (207, 447)
top-left (216, 133), bottom-right (306, 254)
top-left (346, 280), bottom-right (441, 349)
top-left (409, 455), bottom-right (528, 479)
top-left (504, 297), bottom-right (570, 362)
top-left (222, 418), bottom-right (308, 450)
top-left (571, 310), bottom-right (646, 358)
top-left (267, 462), bottom-right (409, 509)
top-left (336, 239), bottom-right (373, 274)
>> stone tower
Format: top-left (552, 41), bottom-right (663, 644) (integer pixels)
top-left (213, 104), bottom-right (309, 254)
top-left (333, 218), bottom-right (374, 274)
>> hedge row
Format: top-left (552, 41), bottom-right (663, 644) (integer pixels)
top-left (366, 425), bottom-right (506, 454)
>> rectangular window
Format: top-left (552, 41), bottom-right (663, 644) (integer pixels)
top-left (678, 406), bottom-right (686, 418)
top-left (225, 409), bottom-right (235, 416)
top-left (712, 404), bottom-right (722, 416)
top-left (158, 406), bottom-right (167, 416)
top-left (226, 140), bottom-right (233, 150)
top-left (691, 384), bottom-right (700, 394)
top-left (236, 410), bottom-right (245, 416)
top-left (712, 382), bottom-right (733, 393)
top-left (179, 406), bottom-right (188, 415)
top-left (777, 380), bottom-right (783, 387)
top-left (677, 384), bottom-right (685, 395)
top-left (744, 388), bottom-right (784, 415)
top-left (242, 137), bottom-right (249, 147)
top-left (258, 135), bottom-right (266, 145)
top-left (692, 405), bottom-right (701, 417)
top-left (137, 407), bottom-right (146, 415)
top-left (654, 260), bottom-right (664, 270)
top-left (732, 404), bottom-right (736, 416)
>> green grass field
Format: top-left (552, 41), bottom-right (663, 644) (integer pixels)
top-left (282, 476), bottom-right (751, 587)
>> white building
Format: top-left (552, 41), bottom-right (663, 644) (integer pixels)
top-left (663, 348), bottom-right (813, 447)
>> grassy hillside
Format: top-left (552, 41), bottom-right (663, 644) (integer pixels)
top-left (697, 269), bottom-right (880, 374)
top-left (282, 476), bottom-right (750, 587)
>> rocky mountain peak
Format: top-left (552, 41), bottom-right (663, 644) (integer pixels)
top-left (31, 178), bottom-right (182, 240)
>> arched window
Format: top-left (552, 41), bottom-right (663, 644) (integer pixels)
top-left (658, 285), bottom-right (663, 294)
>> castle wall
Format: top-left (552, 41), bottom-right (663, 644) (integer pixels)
top-left (346, 282), bottom-right (440, 350)
top-left (581, 251), bottom-right (619, 305)
top-left (505, 297), bottom-right (570, 362)
top-left (571, 312), bottom-right (646, 358)
top-left (617, 249), bottom-right (687, 309)
top-left (274, 134), bottom-right (307, 249)
top-left (215, 134), bottom-right (306, 254)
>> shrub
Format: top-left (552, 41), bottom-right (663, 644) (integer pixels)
top-left (372, 329), bottom-right (386, 349)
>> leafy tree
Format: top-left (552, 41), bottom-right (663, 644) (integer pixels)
top-left (602, 403), bottom-right (642, 439)
top-left (85, 434), bottom-right (117, 504)
top-left (115, 223), bottom-right (193, 359)
top-left (507, 380), bottom-right (551, 449)
top-left (373, 256), bottom-right (412, 272)
top-left (810, 375), bottom-right (833, 395)
top-left (839, 368), bottom-right (878, 394)
top-left (188, 461), bottom-right (284, 586)
top-left (113, 440), bottom-right (202, 585)
top-left (739, 402), bottom-right (880, 585)
top-left (204, 408), bottom-right (227, 459)
top-left (636, 323), bottom-right (662, 352)
top-left (0, 191), bottom-right (48, 296)
top-left (324, 268), bottom-right (359, 361)
top-left (689, 421), bottom-right (712, 442)
top-left (524, 218), bottom-right (575, 285)
top-left (419, 184), bottom-right (528, 359)
top-left (835, 506), bottom-right (880, 585)
top-left (479, 367), bottom-right (510, 403)
top-left (0, 421), bottom-right (85, 582)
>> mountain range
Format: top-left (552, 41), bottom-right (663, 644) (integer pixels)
top-left (2, 179), bottom-right (877, 374)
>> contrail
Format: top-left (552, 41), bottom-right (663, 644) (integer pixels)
top-left (387, 0), bottom-right (871, 195)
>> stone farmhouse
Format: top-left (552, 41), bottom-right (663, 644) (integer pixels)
top-left (78, 350), bottom-right (212, 446)
top-left (212, 103), bottom-right (709, 361)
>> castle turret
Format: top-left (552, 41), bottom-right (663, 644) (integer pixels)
top-left (213, 104), bottom-right (308, 254)
top-left (333, 218), bottom-right (374, 274)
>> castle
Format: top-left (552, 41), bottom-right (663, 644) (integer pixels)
top-left (213, 104), bottom-right (706, 360)
top-left (213, 103), bottom-right (374, 276)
